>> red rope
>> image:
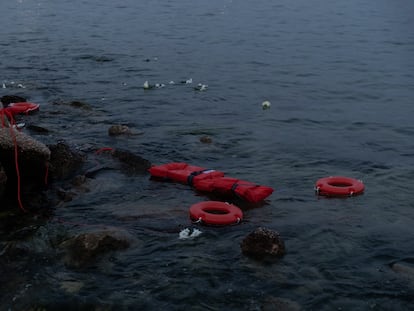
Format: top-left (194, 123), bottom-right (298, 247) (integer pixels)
top-left (96, 147), bottom-right (114, 154)
top-left (1, 109), bottom-right (27, 212)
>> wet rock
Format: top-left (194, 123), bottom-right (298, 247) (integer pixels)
top-left (48, 142), bottom-right (85, 180)
top-left (111, 149), bottom-right (151, 173)
top-left (0, 128), bottom-right (50, 200)
top-left (240, 227), bottom-right (285, 260)
top-left (0, 128), bottom-right (50, 163)
top-left (108, 124), bottom-right (132, 136)
top-left (61, 229), bottom-right (132, 268)
top-left (56, 187), bottom-right (77, 202)
top-left (71, 174), bottom-right (87, 187)
top-left (1, 95), bottom-right (27, 107)
top-left (262, 297), bottom-right (302, 311)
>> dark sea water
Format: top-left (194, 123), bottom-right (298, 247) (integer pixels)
top-left (1, 0), bottom-right (414, 310)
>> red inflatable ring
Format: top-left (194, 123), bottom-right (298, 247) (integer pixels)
top-left (189, 201), bottom-right (243, 226)
top-left (315, 176), bottom-right (364, 197)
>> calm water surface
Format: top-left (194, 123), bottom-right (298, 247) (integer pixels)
top-left (1, 0), bottom-right (414, 310)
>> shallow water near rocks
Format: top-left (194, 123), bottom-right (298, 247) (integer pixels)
top-left (1, 0), bottom-right (414, 310)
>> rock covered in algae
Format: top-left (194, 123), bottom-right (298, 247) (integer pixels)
top-left (48, 142), bottom-right (85, 180)
top-left (0, 128), bottom-right (50, 162)
top-left (0, 128), bottom-right (51, 199)
top-left (108, 124), bottom-right (132, 136)
top-left (240, 227), bottom-right (285, 260)
top-left (61, 229), bottom-right (133, 268)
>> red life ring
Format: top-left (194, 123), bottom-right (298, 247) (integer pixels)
top-left (315, 176), bottom-right (365, 197)
top-left (189, 201), bottom-right (243, 226)
top-left (4, 102), bottom-right (39, 115)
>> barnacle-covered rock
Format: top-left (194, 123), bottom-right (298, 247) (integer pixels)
top-left (241, 227), bottom-right (285, 260)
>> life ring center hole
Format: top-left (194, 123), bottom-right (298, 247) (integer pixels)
top-left (328, 182), bottom-right (352, 187)
top-left (203, 209), bottom-right (229, 215)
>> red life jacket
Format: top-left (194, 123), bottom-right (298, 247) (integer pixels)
top-left (148, 162), bottom-right (224, 186)
top-left (149, 162), bottom-right (273, 203)
top-left (194, 176), bottom-right (273, 203)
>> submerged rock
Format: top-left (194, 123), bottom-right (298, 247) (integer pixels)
top-left (390, 262), bottom-right (414, 280)
top-left (200, 136), bottom-right (212, 144)
top-left (240, 227), bottom-right (285, 260)
top-left (61, 229), bottom-right (133, 268)
top-left (0, 163), bottom-right (6, 198)
top-left (60, 280), bottom-right (84, 294)
top-left (69, 100), bottom-right (92, 110)
top-left (262, 297), bottom-right (302, 311)
top-left (111, 149), bottom-right (151, 173)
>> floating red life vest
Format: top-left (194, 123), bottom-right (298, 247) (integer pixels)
top-left (315, 176), bottom-right (364, 197)
top-left (189, 201), bottom-right (243, 226)
top-left (149, 162), bottom-right (273, 203)
top-left (148, 162), bottom-right (224, 185)
top-left (2, 102), bottom-right (40, 116)
top-left (194, 176), bottom-right (273, 203)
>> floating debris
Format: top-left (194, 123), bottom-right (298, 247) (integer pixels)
top-left (2, 83), bottom-right (6, 89)
top-left (143, 81), bottom-right (154, 90)
top-left (179, 227), bottom-right (202, 240)
top-left (144, 57), bottom-right (158, 62)
top-left (194, 83), bottom-right (208, 91)
top-left (262, 100), bottom-right (271, 110)
top-left (180, 78), bottom-right (193, 84)
top-left (13, 123), bottom-right (26, 129)
top-left (143, 81), bottom-right (164, 89)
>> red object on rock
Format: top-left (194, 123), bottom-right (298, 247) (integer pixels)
top-left (3, 102), bottom-right (40, 116)
top-left (315, 176), bottom-right (365, 197)
top-left (189, 201), bottom-right (243, 226)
